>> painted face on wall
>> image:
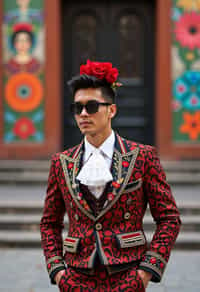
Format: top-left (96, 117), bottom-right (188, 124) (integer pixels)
top-left (14, 32), bottom-right (32, 54)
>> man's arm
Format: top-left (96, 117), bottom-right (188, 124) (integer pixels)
top-left (40, 155), bottom-right (66, 284)
top-left (138, 146), bottom-right (181, 282)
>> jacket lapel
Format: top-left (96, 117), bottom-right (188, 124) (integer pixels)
top-left (96, 134), bottom-right (139, 220)
top-left (60, 142), bottom-right (96, 221)
top-left (60, 134), bottom-right (140, 222)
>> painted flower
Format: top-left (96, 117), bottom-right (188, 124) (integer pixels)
top-left (5, 73), bottom-right (43, 112)
top-left (177, 0), bottom-right (200, 11)
top-left (180, 111), bottom-right (200, 140)
top-left (174, 12), bottom-right (200, 50)
top-left (173, 71), bottom-right (200, 110)
top-left (13, 117), bottom-right (36, 139)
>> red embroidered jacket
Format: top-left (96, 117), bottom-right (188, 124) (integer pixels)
top-left (40, 134), bottom-right (181, 284)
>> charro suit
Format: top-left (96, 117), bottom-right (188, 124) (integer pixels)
top-left (40, 134), bottom-right (181, 290)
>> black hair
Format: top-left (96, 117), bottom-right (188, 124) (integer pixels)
top-left (67, 74), bottom-right (116, 103)
top-left (11, 30), bottom-right (34, 48)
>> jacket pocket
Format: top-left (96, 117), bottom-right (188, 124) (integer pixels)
top-left (63, 236), bottom-right (80, 253)
top-left (116, 230), bottom-right (146, 248)
top-left (123, 178), bottom-right (142, 193)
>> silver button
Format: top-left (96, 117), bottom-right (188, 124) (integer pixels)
top-left (75, 214), bottom-right (79, 221)
top-left (124, 212), bottom-right (131, 220)
top-left (95, 223), bottom-right (102, 231)
top-left (126, 198), bottom-right (132, 205)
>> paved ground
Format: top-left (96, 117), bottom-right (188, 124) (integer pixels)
top-left (0, 249), bottom-right (199, 292)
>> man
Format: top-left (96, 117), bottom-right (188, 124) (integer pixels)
top-left (40, 60), bottom-right (181, 291)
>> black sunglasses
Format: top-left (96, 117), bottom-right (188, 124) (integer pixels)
top-left (70, 100), bottom-right (112, 115)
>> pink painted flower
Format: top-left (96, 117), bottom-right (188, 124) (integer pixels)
top-left (174, 12), bottom-right (200, 50)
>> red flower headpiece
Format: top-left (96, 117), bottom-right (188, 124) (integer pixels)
top-left (80, 60), bottom-right (122, 89)
top-left (13, 23), bottom-right (33, 33)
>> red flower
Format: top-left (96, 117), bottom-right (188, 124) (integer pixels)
top-left (106, 68), bottom-right (118, 83)
top-left (13, 117), bottom-right (36, 139)
top-left (122, 161), bottom-right (129, 167)
top-left (47, 263), bottom-right (51, 269)
top-left (150, 257), bottom-right (157, 265)
top-left (68, 163), bottom-right (74, 169)
top-left (112, 181), bottom-right (120, 188)
top-left (80, 60), bottom-right (119, 85)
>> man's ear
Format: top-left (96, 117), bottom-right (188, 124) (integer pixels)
top-left (109, 104), bottom-right (117, 118)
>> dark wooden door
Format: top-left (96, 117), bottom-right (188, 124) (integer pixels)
top-left (62, 0), bottom-right (155, 148)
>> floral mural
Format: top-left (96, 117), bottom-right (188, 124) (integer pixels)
top-left (172, 0), bottom-right (200, 143)
top-left (2, 0), bottom-right (44, 143)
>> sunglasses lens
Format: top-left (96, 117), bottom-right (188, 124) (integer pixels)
top-left (70, 103), bottom-right (83, 114)
top-left (85, 101), bottom-right (99, 114)
top-left (70, 101), bottom-right (100, 114)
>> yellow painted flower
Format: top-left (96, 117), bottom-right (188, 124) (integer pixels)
top-left (177, 0), bottom-right (200, 11)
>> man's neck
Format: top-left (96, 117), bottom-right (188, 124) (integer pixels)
top-left (85, 129), bottom-right (112, 148)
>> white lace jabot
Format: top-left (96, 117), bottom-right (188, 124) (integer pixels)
top-left (76, 131), bottom-right (115, 198)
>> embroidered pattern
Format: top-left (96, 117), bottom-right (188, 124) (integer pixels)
top-left (139, 251), bottom-right (166, 278)
top-left (116, 230), bottom-right (146, 248)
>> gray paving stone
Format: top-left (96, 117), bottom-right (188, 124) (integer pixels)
top-left (0, 249), bottom-right (200, 291)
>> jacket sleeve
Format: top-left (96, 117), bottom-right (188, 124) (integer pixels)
top-left (139, 146), bottom-right (181, 282)
top-left (40, 155), bottom-right (66, 284)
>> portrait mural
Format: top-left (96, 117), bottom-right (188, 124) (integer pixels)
top-left (2, 0), bottom-right (45, 143)
top-left (172, 0), bottom-right (200, 143)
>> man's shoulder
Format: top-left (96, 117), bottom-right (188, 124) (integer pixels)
top-left (50, 143), bottom-right (82, 161)
top-left (122, 137), bottom-right (156, 155)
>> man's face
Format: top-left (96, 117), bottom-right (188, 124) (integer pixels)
top-left (74, 88), bottom-right (116, 139)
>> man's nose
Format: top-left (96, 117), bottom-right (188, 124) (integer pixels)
top-left (80, 106), bottom-right (89, 115)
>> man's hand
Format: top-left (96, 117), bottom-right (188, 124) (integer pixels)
top-left (137, 269), bottom-right (152, 288)
top-left (54, 270), bottom-right (66, 285)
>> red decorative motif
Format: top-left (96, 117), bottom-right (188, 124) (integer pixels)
top-left (68, 163), bottom-right (74, 169)
top-left (13, 117), bottom-right (36, 139)
top-left (13, 23), bottom-right (33, 33)
top-left (107, 193), bottom-right (115, 201)
top-left (112, 181), bottom-right (120, 189)
top-left (122, 161), bottom-right (129, 167)
top-left (150, 257), bottom-right (157, 265)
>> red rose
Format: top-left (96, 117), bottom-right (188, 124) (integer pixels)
top-left (106, 67), bottom-right (118, 83)
top-left (80, 63), bottom-right (92, 75)
top-left (90, 62), bottom-right (111, 80)
top-left (160, 263), bottom-right (164, 269)
top-left (80, 60), bottom-right (119, 85)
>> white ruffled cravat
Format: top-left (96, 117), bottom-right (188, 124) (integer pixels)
top-left (76, 148), bottom-right (113, 187)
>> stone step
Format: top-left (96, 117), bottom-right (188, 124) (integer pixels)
top-left (0, 213), bottom-right (199, 231)
top-left (0, 230), bottom-right (199, 249)
top-left (0, 160), bottom-right (200, 184)
top-left (1, 200), bottom-right (200, 215)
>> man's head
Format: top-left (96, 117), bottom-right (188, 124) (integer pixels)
top-left (68, 74), bottom-right (116, 104)
top-left (68, 74), bottom-right (117, 142)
